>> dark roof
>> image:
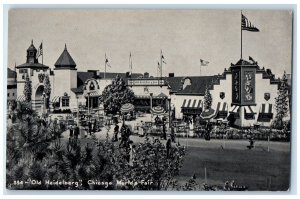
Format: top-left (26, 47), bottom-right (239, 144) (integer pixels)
top-left (71, 87), bottom-right (84, 94)
top-left (54, 44), bottom-right (76, 68)
top-left (77, 71), bottom-right (95, 88)
top-left (174, 76), bottom-right (218, 95)
top-left (164, 77), bottom-right (184, 93)
top-left (73, 71), bottom-right (143, 94)
top-left (16, 62), bottom-right (49, 69)
top-left (230, 58), bottom-right (258, 69)
top-left (7, 68), bottom-right (16, 78)
top-left (27, 40), bottom-right (37, 52)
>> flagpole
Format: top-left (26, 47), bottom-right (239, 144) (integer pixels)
top-left (200, 60), bottom-right (201, 76)
top-left (160, 50), bottom-right (162, 80)
top-left (129, 52), bottom-right (132, 78)
top-left (241, 10), bottom-right (243, 60)
top-left (14, 62), bottom-right (17, 83)
top-left (104, 53), bottom-right (106, 80)
top-left (42, 41), bottom-right (43, 67)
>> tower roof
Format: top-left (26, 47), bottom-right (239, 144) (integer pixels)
top-left (27, 40), bottom-right (37, 52)
top-left (54, 44), bottom-right (76, 69)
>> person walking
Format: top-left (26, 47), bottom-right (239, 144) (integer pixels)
top-left (113, 123), bottom-right (119, 142)
top-left (162, 116), bottom-right (167, 140)
top-left (74, 124), bottom-right (79, 140)
top-left (69, 125), bottom-right (74, 138)
top-left (139, 121), bottom-right (145, 137)
top-left (170, 126), bottom-right (176, 143)
top-left (166, 136), bottom-right (172, 158)
top-left (119, 125), bottom-right (127, 148)
top-left (204, 121), bottom-right (212, 141)
top-left (88, 121), bottom-right (92, 136)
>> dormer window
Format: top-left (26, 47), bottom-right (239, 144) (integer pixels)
top-left (89, 81), bottom-right (95, 90)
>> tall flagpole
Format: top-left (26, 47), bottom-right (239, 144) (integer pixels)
top-left (129, 52), bottom-right (132, 77)
top-left (200, 60), bottom-right (201, 76)
top-left (104, 53), bottom-right (106, 79)
top-left (241, 10), bottom-right (243, 60)
top-left (14, 62), bottom-right (17, 83)
top-left (160, 50), bottom-right (162, 79)
top-left (42, 41), bottom-right (44, 68)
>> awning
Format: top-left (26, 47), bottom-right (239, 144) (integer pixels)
top-left (16, 95), bottom-right (25, 102)
top-left (181, 99), bottom-right (202, 109)
top-left (259, 103), bottom-right (273, 114)
top-left (229, 105), bottom-right (240, 113)
top-left (51, 96), bottom-right (60, 103)
top-left (215, 102), bottom-right (228, 119)
top-left (244, 106), bottom-right (256, 114)
top-left (258, 103), bottom-right (273, 122)
top-left (216, 102), bottom-right (228, 112)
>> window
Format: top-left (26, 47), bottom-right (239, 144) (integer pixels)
top-left (13, 93), bottom-right (15, 96)
top-left (62, 97), bottom-right (70, 107)
top-left (7, 93), bottom-right (10, 97)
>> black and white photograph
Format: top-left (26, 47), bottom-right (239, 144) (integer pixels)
top-left (5, 8), bottom-right (293, 191)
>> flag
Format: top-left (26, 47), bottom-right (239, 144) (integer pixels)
top-left (200, 59), bottom-right (209, 66)
top-left (249, 56), bottom-right (256, 63)
top-left (105, 54), bottom-right (111, 67)
top-left (161, 54), bottom-right (166, 64)
top-left (241, 14), bottom-right (259, 32)
top-left (157, 62), bottom-right (161, 73)
top-left (36, 42), bottom-right (43, 58)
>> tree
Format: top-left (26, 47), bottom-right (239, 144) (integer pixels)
top-left (101, 75), bottom-right (135, 114)
top-left (273, 71), bottom-right (290, 129)
top-left (6, 102), bottom-right (58, 189)
top-left (43, 74), bottom-right (51, 109)
top-left (203, 87), bottom-right (212, 110)
top-left (23, 75), bottom-right (32, 102)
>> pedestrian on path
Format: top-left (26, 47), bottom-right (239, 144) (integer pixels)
top-left (113, 123), bottom-right (119, 142)
top-left (166, 136), bottom-right (172, 158)
top-left (74, 124), bottom-right (79, 139)
top-left (69, 125), bottom-right (74, 138)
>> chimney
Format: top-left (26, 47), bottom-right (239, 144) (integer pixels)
top-left (169, 73), bottom-right (174, 77)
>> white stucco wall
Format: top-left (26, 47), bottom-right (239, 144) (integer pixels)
top-left (210, 74), bottom-right (232, 111)
top-left (209, 72), bottom-right (279, 127)
top-left (52, 69), bottom-right (77, 97)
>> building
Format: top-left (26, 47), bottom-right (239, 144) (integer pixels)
top-left (7, 68), bottom-right (17, 107)
top-left (12, 41), bottom-right (289, 127)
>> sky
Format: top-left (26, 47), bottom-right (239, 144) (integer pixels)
top-left (8, 9), bottom-right (292, 78)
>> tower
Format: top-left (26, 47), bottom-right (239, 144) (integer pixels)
top-left (230, 59), bottom-right (257, 127)
top-left (53, 44), bottom-right (77, 110)
top-left (16, 40), bottom-right (49, 110)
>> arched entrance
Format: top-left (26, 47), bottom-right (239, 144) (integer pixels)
top-left (34, 85), bottom-right (45, 112)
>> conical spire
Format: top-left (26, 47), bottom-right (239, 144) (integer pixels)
top-left (54, 44), bottom-right (76, 69)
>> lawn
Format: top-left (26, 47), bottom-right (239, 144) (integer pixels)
top-left (60, 130), bottom-right (291, 191)
top-left (177, 140), bottom-right (290, 191)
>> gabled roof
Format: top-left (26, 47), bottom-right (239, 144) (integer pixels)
top-left (7, 68), bottom-right (16, 78)
top-left (73, 71), bottom-right (143, 94)
top-left (54, 44), bottom-right (76, 68)
top-left (164, 77), bottom-right (184, 93)
top-left (175, 76), bottom-right (219, 95)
